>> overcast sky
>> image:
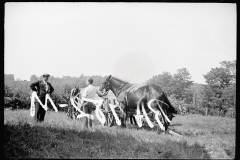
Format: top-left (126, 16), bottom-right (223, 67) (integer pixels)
top-left (5, 2), bottom-right (236, 84)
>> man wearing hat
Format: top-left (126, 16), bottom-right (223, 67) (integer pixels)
top-left (29, 73), bottom-right (54, 122)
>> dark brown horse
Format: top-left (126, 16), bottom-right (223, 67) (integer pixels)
top-left (99, 75), bottom-right (178, 132)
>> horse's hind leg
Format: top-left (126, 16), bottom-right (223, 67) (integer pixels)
top-left (119, 103), bottom-right (127, 128)
top-left (119, 112), bottom-right (126, 128)
top-left (130, 115), bottom-right (137, 125)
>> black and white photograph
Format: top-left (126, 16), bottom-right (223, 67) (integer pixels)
top-left (4, 2), bottom-right (236, 159)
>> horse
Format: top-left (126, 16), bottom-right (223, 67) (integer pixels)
top-left (99, 75), bottom-right (178, 132)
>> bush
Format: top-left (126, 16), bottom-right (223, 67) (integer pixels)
top-left (4, 97), bottom-right (13, 108)
top-left (4, 97), bottom-right (22, 109)
top-left (21, 97), bottom-right (31, 109)
top-left (225, 109), bottom-right (235, 118)
top-left (186, 105), bottom-right (205, 116)
top-left (208, 109), bottom-right (219, 116)
top-left (193, 107), bottom-right (205, 116)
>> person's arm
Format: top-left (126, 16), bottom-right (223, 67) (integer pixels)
top-left (96, 89), bottom-right (108, 97)
top-left (29, 81), bottom-right (39, 92)
top-left (82, 87), bottom-right (88, 98)
top-left (48, 83), bottom-right (54, 95)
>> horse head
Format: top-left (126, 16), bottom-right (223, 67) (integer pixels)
top-left (99, 75), bottom-right (112, 94)
top-left (70, 86), bottom-right (81, 98)
top-left (157, 92), bottom-right (178, 122)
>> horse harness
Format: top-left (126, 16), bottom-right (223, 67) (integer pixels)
top-left (123, 85), bottom-right (169, 110)
top-left (124, 85), bottom-right (134, 107)
top-left (123, 84), bottom-right (142, 107)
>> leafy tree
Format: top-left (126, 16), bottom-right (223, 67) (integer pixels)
top-left (189, 83), bottom-right (205, 108)
top-left (4, 85), bottom-right (14, 97)
top-left (148, 71), bottom-right (172, 95)
top-left (202, 60), bottom-right (236, 115)
top-left (4, 74), bottom-right (15, 82)
top-left (4, 74), bottom-right (16, 88)
top-left (148, 68), bottom-right (193, 101)
top-left (182, 87), bottom-right (193, 104)
top-left (203, 60), bottom-right (235, 90)
top-left (220, 60), bottom-right (236, 83)
top-left (170, 68), bottom-right (193, 100)
top-left (222, 83), bottom-right (236, 108)
top-left (219, 60), bottom-right (236, 109)
top-left (30, 75), bottom-right (38, 82)
top-left (60, 84), bottom-right (72, 103)
top-left (203, 67), bottom-right (232, 90)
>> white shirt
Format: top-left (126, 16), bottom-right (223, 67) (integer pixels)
top-left (82, 85), bottom-right (97, 100)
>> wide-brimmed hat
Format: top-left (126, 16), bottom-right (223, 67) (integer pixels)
top-left (42, 73), bottom-right (50, 77)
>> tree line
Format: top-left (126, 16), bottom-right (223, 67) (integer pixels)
top-left (147, 60), bottom-right (236, 117)
top-left (4, 60), bottom-right (235, 118)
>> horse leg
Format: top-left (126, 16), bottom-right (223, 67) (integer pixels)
top-left (132, 115), bottom-right (137, 125)
top-left (119, 112), bottom-right (126, 127)
top-left (121, 111), bottom-right (127, 128)
top-left (119, 103), bottom-right (127, 128)
top-left (130, 115), bottom-right (134, 124)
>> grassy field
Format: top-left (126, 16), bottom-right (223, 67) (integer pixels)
top-left (4, 109), bottom-right (235, 159)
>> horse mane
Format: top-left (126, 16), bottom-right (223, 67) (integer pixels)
top-left (111, 76), bottom-right (129, 84)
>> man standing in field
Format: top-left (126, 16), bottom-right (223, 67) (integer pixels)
top-left (29, 73), bottom-right (54, 122)
top-left (81, 77), bottom-right (106, 130)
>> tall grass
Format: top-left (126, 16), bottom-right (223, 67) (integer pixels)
top-left (4, 109), bottom-right (235, 159)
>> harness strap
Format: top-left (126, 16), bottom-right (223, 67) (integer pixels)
top-left (124, 84), bottom-right (135, 106)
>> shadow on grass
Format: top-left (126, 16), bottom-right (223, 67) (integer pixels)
top-left (4, 121), bottom-right (211, 159)
top-left (170, 123), bottom-right (183, 127)
top-left (126, 123), bottom-right (184, 135)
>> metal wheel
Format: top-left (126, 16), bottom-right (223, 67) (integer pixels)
top-left (74, 109), bottom-right (80, 120)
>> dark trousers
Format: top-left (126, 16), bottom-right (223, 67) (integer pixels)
top-left (82, 101), bottom-right (94, 129)
top-left (34, 98), bottom-right (46, 122)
